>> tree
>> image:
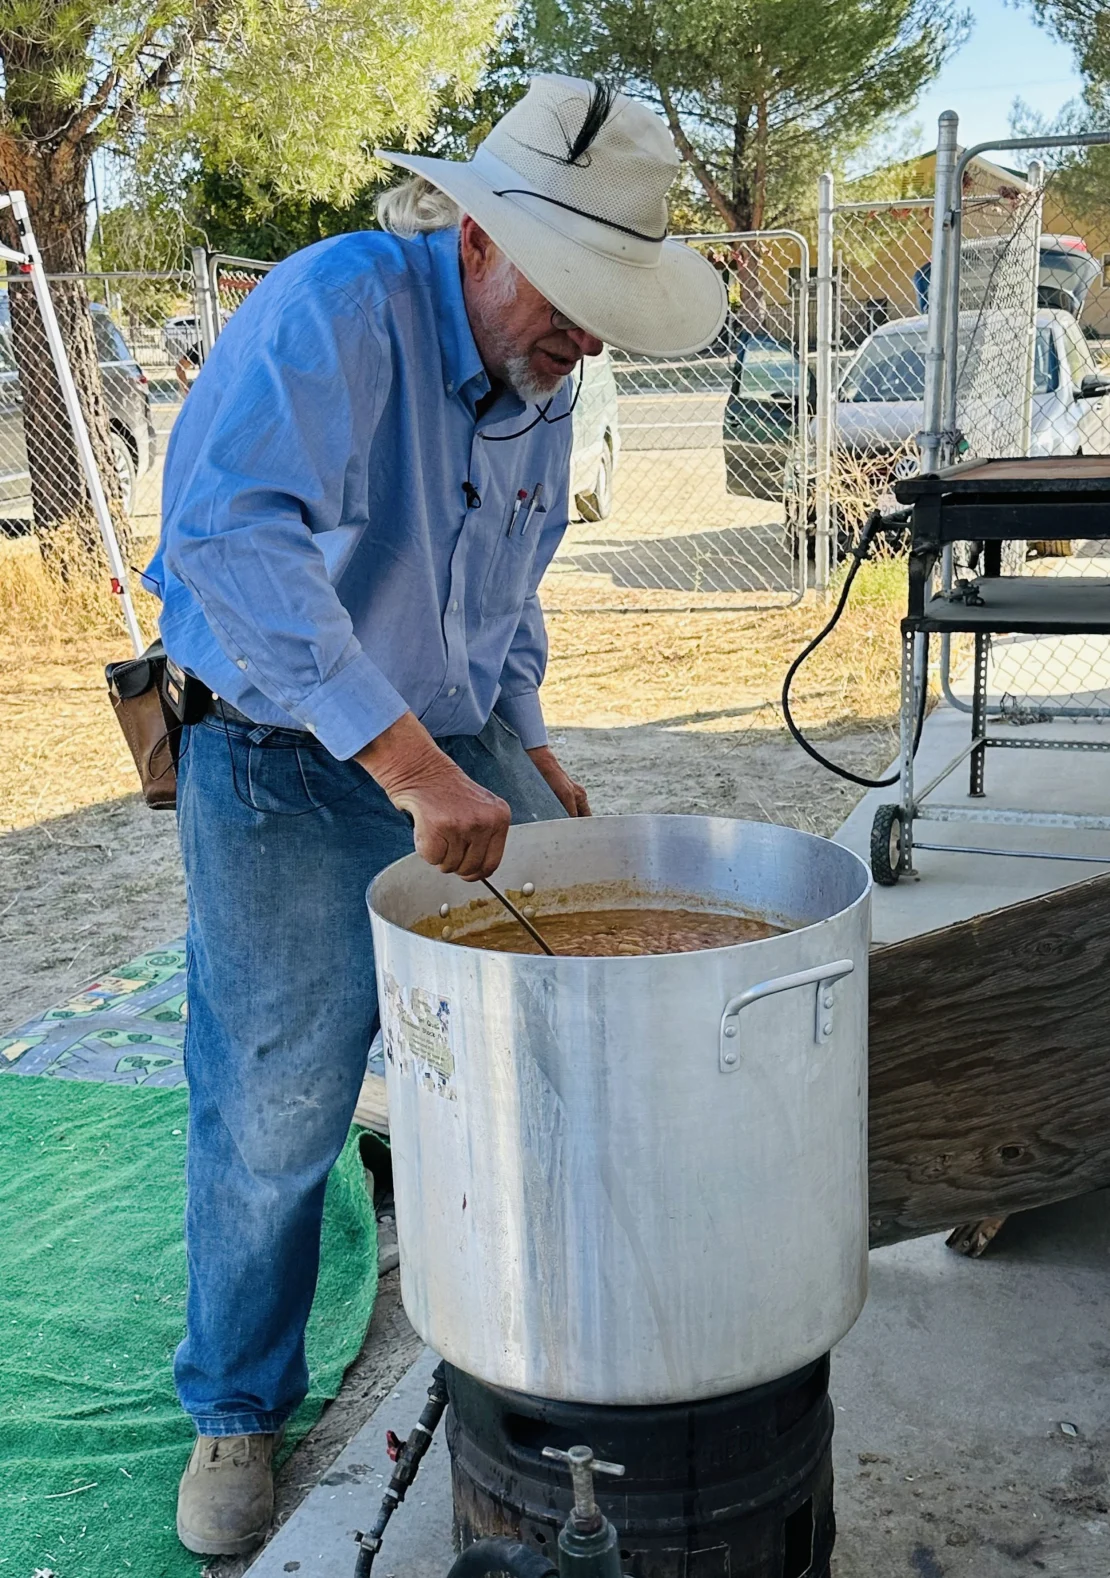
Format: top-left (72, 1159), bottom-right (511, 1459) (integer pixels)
top-left (133, 20), bottom-right (540, 263)
top-left (1016, 2), bottom-right (1110, 231)
top-left (530, 0), bottom-right (967, 234)
top-left (1023, 0), bottom-right (1110, 82)
top-left (0, 0), bottom-right (503, 543)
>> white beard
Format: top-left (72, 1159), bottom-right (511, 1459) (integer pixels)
top-left (503, 353), bottom-right (565, 406)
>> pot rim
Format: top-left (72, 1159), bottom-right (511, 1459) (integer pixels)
top-left (368, 812), bottom-right (871, 963)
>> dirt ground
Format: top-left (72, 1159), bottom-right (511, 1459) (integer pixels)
top-left (0, 636), bottom-right (898, 1031)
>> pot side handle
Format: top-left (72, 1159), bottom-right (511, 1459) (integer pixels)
top-left (719, 959), bottom-right (854, 1072)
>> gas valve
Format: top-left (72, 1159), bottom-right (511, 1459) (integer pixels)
top-left (542, 1444), bottom-right (626, 1577)
top-left (439, 1443), bottom-right (628, 1578)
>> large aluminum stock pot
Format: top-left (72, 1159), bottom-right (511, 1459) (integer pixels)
top-left (368, 814), bottom-right (871, 1406)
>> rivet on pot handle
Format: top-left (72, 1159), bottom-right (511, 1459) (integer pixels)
top-left (719, 960), bottom-right (855, 1072)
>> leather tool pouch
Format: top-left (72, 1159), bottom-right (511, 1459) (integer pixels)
top-left (105, 640), bottom-right (180, 810)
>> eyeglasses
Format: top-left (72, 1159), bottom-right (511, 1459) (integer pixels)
top-left (550, 307), bottom-right (582, 334)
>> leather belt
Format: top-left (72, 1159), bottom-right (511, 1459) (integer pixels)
top-left (204, 697), bottom-right (258, 727)
top-left (203, 698), bottom-right (318, 742)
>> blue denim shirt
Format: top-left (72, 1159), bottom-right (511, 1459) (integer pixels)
top-left (145, 227), bottom-right (572, 758)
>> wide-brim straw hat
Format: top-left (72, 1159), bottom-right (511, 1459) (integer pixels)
top-left (377, 74), bottom-right (727, 358)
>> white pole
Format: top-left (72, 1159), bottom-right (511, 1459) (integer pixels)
top-left (7, 190), bottom-right (144, 656)
top-left (192, 246), bottom-right (219, 358)
top-left (815, 172), bottom-right (834, 596)
top-left (921, 112), bottom-right (960, 475)
top-left (1023, 160), bottom-right (1045, 457)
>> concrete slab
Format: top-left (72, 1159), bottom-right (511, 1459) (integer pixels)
top-left (831, 1193), bottom-right (1110, 1576)
top-left (250, 625), bottom-right (1110, 1578)
top-left (836, 702), bottom-right (1110, 945)
top-left (245, 1350), bottom-right (453, 1578)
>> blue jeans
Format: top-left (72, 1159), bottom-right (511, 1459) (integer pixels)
top-left (174, 710), bottom-right (565, 1435)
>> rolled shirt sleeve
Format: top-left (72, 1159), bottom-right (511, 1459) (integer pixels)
top-left (162, 283), bottom-right (408, 760)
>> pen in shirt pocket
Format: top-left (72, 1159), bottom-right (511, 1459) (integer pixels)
top-left (506, 488), bottom-right (528, 536)
top-left (520, 482), bottom-right (544, 535)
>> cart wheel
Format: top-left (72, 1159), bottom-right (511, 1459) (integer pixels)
top-left (870, 804), bottom-right (905, 886)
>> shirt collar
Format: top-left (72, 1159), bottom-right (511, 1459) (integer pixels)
top-left (427, 227), bottom-right (488, 406)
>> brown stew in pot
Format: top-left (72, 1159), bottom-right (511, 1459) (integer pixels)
top-left (430, 906), bottom-right (784, 957)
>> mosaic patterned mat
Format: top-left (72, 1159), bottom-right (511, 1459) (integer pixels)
top-left (1, 941), bottom-right (386, 1089)
top-left (1, 943), bottom-right (191, 1086)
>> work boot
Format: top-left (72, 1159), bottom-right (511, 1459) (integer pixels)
top-left (176, 1430), bottom-right (282, 1555)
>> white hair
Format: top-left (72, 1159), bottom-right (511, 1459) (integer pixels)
top-left (481, 249), bottom-right (520, 309)
top-left (379, 179), bottom-right (560, 405)
top-left (377, 175), bottom-right (462, 237)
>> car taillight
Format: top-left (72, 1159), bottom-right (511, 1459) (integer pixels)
top-left (138, 372), bottom-right (149, 386)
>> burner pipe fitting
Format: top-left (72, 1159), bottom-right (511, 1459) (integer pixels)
top-left (443, 1539), bottom-right (557, 1578)
top-left (353, 1363), bottom-right (450, 1577)
top-left (555, 1515), bottom-right (624, 1578)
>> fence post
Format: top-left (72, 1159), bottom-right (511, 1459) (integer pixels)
top-left (192, 246), bottom-right (219, 358)
top-left (1022, 159), bottom-right (1046, 456)
top-left (6, 191), bottom-right (144, 655)
top-left (921, 111), bottom-right (959, 476)
top-left (814, 172), bottom-right (834, 596)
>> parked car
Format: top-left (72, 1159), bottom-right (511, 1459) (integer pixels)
top-left (757, 306), bottom-right (1110, 556)
top-left (722, 333), bottom-right (814, 500)
top-left (825, 307), bottom-right (1110, 508)
top-left (569, 346), bottom-right (621, 521)
top-left (0, 298), bottom-right (156, 517)
top-left (914, 233), bottom-right (1102, 321)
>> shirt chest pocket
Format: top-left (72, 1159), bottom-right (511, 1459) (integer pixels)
top-left (480, 487), bottom-right (545, 619)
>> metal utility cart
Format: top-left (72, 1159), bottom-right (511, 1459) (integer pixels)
top-left (871, 455), bottom-right (1110, 884)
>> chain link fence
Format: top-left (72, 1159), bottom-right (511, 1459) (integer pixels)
top-left (15, 187), bottom-right (1108, 664)
top-left (935, 165), bottom-right (1110, 723)
top-left (207, 254), bottom-right (272, 345)
top-left (0, 269), bottom-right (197, 544)
top-left (540, 231), bottom-right (810, 611)
top-left (821, 164), bottom-right (1048, 555)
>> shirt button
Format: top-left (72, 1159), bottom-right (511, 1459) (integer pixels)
top-left (448, 686), bottom-right (458, 697)
top-left (236, 659), bottom-right (248, 670)
top-left (450, 600), bottom-right (459, 612)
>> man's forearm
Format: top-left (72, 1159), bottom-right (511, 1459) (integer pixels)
top-left (355, 711), bottom-right (447, 796)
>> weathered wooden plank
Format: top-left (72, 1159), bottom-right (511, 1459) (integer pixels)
top-left (354, 1071), bottom-right (389, 1135)
top-left (867, 870), bottom-right (1110, 1248)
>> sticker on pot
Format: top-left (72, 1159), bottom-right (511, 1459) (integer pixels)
top-left (382, 974), bottom-right (455, 1099)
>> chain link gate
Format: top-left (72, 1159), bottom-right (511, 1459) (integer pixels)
top-left (538, 231), bottom-right (811, 612)
top-left (930, 150), bottom-right (1110, 728)
top-left (195, 237), bottom-right (811, 615)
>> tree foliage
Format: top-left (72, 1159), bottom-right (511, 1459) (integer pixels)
top-left (0, 0), bottom-right (505, 534)
top-left (1015, 2), bottom-right (1110, 231)
top-left (1023, 0), bottom-right (1110, 83)
top-left (528, 0), bottom-right (968, 232)
top-left (135, 19), bottom-right (538, 260)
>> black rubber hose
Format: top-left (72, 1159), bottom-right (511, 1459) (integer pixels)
top-left (443, 1539), bottom-right (558, 1578)
top-left (781, 512), bottom-right (928, 790)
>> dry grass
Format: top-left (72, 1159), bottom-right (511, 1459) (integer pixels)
top-left (0, 534), bottom-right (160, 833)
top-left (543, 556), bottom-right (912, 740)
top-left (0, 528), bottom-right (916, 834)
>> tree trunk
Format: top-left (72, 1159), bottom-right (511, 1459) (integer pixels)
top-left (726, 109), bottom-right (766, 334)
top-left (0, 134), bottom-right (122, 563)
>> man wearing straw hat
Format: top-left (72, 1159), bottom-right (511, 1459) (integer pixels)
top-left (147, 74), bottom-right (725, 1556)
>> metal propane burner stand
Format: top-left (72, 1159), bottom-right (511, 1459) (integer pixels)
top-left (870, 455), bottom-right (1110, 885)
